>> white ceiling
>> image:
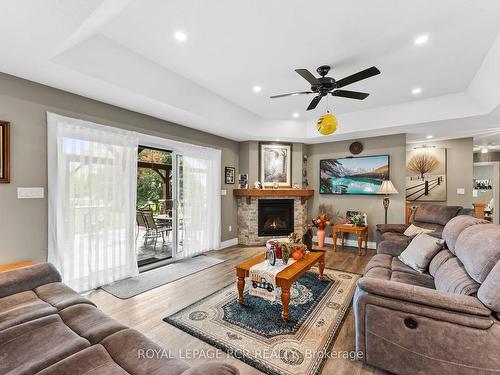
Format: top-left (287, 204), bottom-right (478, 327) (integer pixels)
top-left (1, 0), bottom-right (500, 146)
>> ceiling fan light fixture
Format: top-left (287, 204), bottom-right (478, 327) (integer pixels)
top-left (316, 113), bottom-right (337, 136)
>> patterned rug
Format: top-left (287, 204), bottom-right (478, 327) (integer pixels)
top-left (164, 267), bottom-right (360, 375)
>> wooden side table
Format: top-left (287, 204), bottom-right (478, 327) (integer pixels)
top-left (332, 224), bottom-right (368, 256)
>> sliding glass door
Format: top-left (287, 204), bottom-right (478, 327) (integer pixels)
top-left (136, 146), bottom-right (175, 266)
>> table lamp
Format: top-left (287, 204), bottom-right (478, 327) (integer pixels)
top-left (378, 180), bottom-right (399, 224)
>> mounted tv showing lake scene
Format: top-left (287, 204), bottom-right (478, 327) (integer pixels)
top-left (319, 155), bottom-right (390, 195)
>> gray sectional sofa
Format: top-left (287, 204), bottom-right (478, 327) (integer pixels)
top-left (0, 263), bottom-right (239, 375)
top-left (355, 215), bottom-right (500, 374)
top-left (375, 204), bottom-right (474, 248)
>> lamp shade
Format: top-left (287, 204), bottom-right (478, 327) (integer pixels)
top-left (378, 180), bottom-right (398, 195)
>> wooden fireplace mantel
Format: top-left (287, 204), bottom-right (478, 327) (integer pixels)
top-left (233, 188), bottom-right (314, 204)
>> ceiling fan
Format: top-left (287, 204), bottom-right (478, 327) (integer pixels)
top-left (270, 65), bottom-right (381, 110)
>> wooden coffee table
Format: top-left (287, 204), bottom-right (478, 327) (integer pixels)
top-left (235, 251), bottom-right (325, 320)
top-left (332, 224), bottom-right (368, 256)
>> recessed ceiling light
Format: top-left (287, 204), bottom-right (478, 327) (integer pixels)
top-left (253, 85), bottom-right (262, 93)
top-left (412, 87), bottom-right (422, 95)
top-left (414, 34), bottom-right (429, 46)
top-left (292, 112), bottom-right (299, 118)
top-left (174, 31), bottom-right (187, 41)
top-left (426, 135), bottom-right (433, 139)
top-left (276, 138), bottom-right (280, 142)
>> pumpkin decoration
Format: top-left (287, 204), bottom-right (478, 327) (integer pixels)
top-left (266, 239), bottom-right (309, 266)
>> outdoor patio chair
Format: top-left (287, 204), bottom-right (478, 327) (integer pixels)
top-left (143, 210), bottom-right (171, 250)
top-left (136, 211), bottom-right (148, 241)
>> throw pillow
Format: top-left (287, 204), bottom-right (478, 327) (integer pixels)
top-left (399, 233), bottom-right (445, 273)
top-left (403, 224), bottom-right (434, 237)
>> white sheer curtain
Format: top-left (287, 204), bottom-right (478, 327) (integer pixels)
top-left (180, 152), bottom-right (221, 257)
top-left (47, 113), bottom-right (139, 292)
top-left (138, 133), bottom-right (221, 258)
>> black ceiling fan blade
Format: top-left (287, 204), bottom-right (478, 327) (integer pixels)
top-left (331, 90), bottom-right (369, 100)
top-left (270, 91), bottom-right (313, 99)
top-left (307, 95), bottom-right (323, 111)
top-left (295, 69), bottom-right (321, 85)
top-left (335, 66), bottom-right (380, 88)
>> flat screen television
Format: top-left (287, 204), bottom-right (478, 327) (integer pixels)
top-left (319, 155), bottom-right (390, 195)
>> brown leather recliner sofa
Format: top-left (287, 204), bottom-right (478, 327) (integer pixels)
top-left (0, 263), bottom-right (239, 375)
top-left (354, 215), bottom-right (500, 374)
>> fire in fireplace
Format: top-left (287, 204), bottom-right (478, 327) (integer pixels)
top-left (258, 199), bottom-right (294, 237)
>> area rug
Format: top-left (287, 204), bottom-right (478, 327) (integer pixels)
top-left (164, 268), bottom-right (360, 375)
top-left (101, 256), bottom-right (225, 299)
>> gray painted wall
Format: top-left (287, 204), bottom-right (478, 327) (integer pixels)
top-left (307, 134), bottom-right (407, 241)
top-left (0, 73), bottom-right (239, 264)
top-left (238, 141), bottom-right (305, 187)
top-left (475, 151), bottom-right (500, 162)
top-left (407, 138), bottom-right (473, 207)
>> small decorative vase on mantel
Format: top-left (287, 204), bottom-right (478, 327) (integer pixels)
top-left (316, 228), bottom-right (326, 248)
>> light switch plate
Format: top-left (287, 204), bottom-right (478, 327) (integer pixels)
top-left (17, 187), bottom-right (44, 199)
top-left (221, 189), bottom-right (227, 196)
top-left (456, 188), bottom-right (465, 195)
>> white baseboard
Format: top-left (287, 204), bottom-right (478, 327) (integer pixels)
top-left (313, 236), bottom-right (377, 250)
top-left (219, 238), bottom-right (238, 249)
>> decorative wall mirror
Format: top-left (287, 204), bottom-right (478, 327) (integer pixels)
top-left (0, 121), bottom-right (10, 183)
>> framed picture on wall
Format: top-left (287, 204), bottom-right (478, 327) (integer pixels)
top-left (406, 147), bottom-right (447, 202)
top-left (0, 121), bottom-right (10, 183)
top-left (259, 142), bottom-right (292, 188)
top-left (225, 167), bottom-right (235, 184)
top-left (319, 155), bottom-right (389, 195)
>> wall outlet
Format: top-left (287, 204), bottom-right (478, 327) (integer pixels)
top-left (228, 225), bottom-right (232, 232)
top-left (456, 188), bottom-right (465, 195)
top-left (17, 187), bottom-right (44, 199)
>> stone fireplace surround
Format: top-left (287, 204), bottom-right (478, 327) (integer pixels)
top-left (234, 189), bottom-right (313, 246)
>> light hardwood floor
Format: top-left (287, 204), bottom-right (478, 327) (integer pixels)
top-left (88, 245), bottom-right (387, 375)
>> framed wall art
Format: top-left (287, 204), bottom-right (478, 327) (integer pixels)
top-left (319, 155), bottom-right (389, 195)
top-left (406, 147), bottom-right (447, 202)
top-left (0, 121), bottom-right (10, 183)
top-left (225, 166), bottom-right (235, 184)
top-left (259, 142), bottom-right (292, 188)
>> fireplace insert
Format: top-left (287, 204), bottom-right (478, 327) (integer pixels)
top-left (258, 199), bottom-right (294, 237)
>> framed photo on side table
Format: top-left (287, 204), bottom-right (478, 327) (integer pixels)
top-left (225, 167), bottom-right (235, 184)
top-left (259, 142), bottom-right (292, 188)
top-left (0, 121), bottom-right (10, 183)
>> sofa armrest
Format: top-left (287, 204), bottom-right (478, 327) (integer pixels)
top-left (375, 224), bottom-right (409, 234)
top-left (182, 363), bottom-right (240, 375)
top-left (0, 263), bottom-right (61, 298)
top-left (357, 277), bottom-right (491, 317)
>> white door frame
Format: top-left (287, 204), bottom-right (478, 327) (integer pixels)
top-left (171, 152), bottom-right (183, 259)
top-left (474, 161), bottom-right (499, 224)
top-left (137, 136), bottom-right (183, 259)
